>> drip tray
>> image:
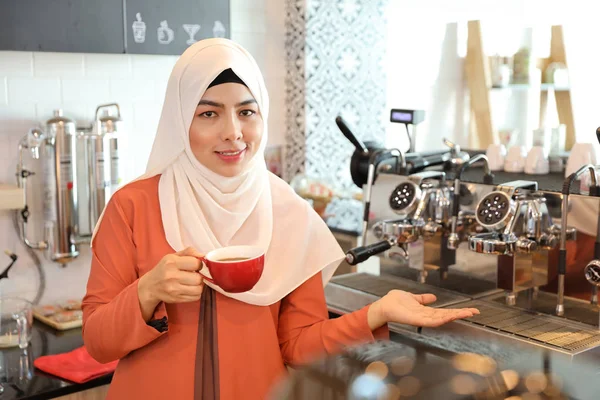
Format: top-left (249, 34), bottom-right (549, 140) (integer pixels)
top-left (460, 300), bottom-right (600, 353)
top-left (488, 290), bottom-right (600, 328)
top-left (328, 273), bottom-right (470, 308)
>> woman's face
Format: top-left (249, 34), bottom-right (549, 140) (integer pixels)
top-left (189, 82), bottom-right (263, 177)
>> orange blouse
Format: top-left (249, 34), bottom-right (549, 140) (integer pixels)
top-left (82, 175), bottom-right (388, 400)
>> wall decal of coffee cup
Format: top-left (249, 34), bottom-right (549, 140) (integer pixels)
top-left (132, 13), bottom-right (146, 43)
top-left (183, 24), bottom-right (201, 45)
top-left (213, 21), bottom-right (226, 38)
top-left (157, 21), bottom-right (174, 45)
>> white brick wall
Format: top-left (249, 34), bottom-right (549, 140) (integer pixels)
top-left (0, 0), bottom-right (286, 304)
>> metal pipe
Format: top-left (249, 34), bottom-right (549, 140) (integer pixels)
top-left (448, 154), bottom-right (494, 250)
top-left (16, 140), bottom-right (48, 251)
top-left (457, 153), bottom-right (494, 180)
top-left (95, 103), bottom-right (121, 120)
top-left (447, 178), bottom-right (461, 250)
top-left (412, 187), bottom-right (432, 221)
top-left (504, 199), bottom-right (523, 238)
top-left (404, 124), bottom-right (414, 153)
top-left (360, 148), bottom-right (404, 245)
top-left (361, 162), bottom-right (376, 245)
top-left (11, 211), bottom-right (46, 305)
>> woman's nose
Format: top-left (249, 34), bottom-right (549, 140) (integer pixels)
top-left (221, 114), bottom-right (243, 141)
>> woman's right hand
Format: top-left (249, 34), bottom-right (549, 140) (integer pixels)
top-left (137, 247), bottom-right (205, 321)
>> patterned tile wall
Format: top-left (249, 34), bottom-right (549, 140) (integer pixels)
top-left (284, 0), bottom-right (307, 181)
top-left (285, 0), bottom-right (388, 190)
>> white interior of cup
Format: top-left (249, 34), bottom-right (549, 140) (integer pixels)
top-left (206, 245), bottom-right (263, 263)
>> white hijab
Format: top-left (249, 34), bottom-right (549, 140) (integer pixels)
top-left (93, 38), bottom-right (344, 306)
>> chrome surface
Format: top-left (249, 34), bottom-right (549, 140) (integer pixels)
top-left (468, 232), bottom-right (519, 255)
top-left (325, 274), bottom-right (600, 360)
top-left (345, 153), bottom-right (600, 358)
top-left (328, 273), bottom-right (470, 309)
top-left (372, 219), bottom-right (426, 244)
top-left (585, 259), bottom-right (600, 286)
top-left (584, 260), bottom-right (600, 328)
top-left (17, 110), bottom-right (79, 263)
top-left (460, 299), bottom-right (600, 354)
top-left (442, 137), bottom-right (470, 167)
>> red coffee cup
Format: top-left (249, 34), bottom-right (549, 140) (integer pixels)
top-left (198, 245), bottom-right (264, 293)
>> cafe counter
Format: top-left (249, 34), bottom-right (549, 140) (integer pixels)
top-left (0, 322), bottom-right (111, 400)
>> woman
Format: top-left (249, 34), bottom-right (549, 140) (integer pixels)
top-left (82, 38), bottom-right (479, 400)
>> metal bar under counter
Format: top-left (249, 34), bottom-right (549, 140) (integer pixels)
top-left (325, 272), bottom-right (600, 364)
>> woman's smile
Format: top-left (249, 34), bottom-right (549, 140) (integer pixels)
top-left (214, 146), bottom-right (247, 163)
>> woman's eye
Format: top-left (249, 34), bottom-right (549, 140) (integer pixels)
top-left (200, 111), bottom-right (216, 118)
top-left (240, 109), bottom-right (255, 117)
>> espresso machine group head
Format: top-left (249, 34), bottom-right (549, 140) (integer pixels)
top-left (344, 172), bottom-right (445, 267)
top-left (465, 179), bottom-right (579, 306)
top-left (336, 115), bottom-right (465, 247)
top-left (345, 170), bottom-right (466, 283)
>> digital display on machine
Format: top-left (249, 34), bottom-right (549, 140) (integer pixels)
top-left (389, 109), bottom-right (425, 125)
top-left (390, 110), bottom-right (413, 123)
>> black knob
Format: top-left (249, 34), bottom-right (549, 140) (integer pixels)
top-left (21, 169), bottom-right (35, 178)
top-left (21, 206), bottom-right (30, 222)
top-left (336, 116), bottom-right (367, 153)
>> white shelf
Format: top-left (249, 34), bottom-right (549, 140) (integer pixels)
top-left (0, 184), bottom-right (24, 210)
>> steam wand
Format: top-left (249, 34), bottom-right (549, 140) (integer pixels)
top-left (447, 154), bottom-right (494, 250)
top-left (557, 164), bottom-right (598, 316)
top-left (361, 148), bottom-right (405, 245)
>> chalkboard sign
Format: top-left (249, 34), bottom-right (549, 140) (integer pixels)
top-left (0, 0), bottom-right (125, 53)
top-left (125, 0), bottom-right (230, 55)
top-left (0, 0), bottom-right (229, 55)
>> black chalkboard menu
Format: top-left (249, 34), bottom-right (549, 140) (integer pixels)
top-left (126, 0), bottom-right (229, 55)
top-left (0, 0), bottom-right (126, 53)
top-left (0, 0), bottom-right (230, 55)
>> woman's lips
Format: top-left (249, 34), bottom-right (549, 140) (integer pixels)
top-left (215, 147), bottom-right (247, 163)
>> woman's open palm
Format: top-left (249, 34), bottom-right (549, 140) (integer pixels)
top-left (378, 290), bottom-right (480, 328)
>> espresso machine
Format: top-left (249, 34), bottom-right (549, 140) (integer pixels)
top-left (345, 170), bottom-right (452, 284)
top-left (342, 153), bottom-right (498, 298)
top-left (325, 123), bottom-right (600, 362)
top-left (465, 180), bottom-right (574, 306)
